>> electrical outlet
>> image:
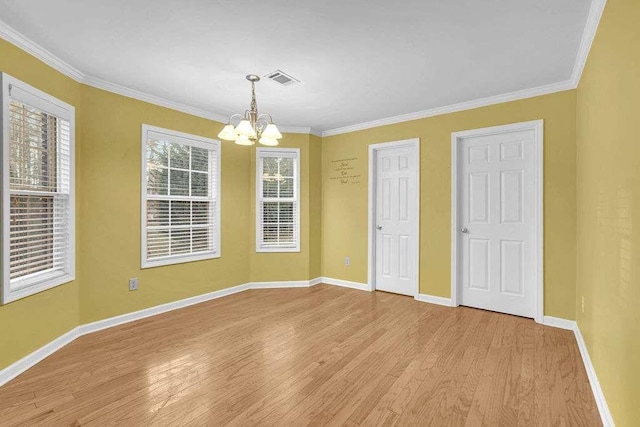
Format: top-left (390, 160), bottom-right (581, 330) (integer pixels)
top-left (581, 296), bottom-right (585, 313)
top-left (129, 278), bottom-right (139, 291)
top-left (345, 257), bottom-right (350, 266)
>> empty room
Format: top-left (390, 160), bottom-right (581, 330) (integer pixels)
top-left (0, 0), bottom-right (637, 425)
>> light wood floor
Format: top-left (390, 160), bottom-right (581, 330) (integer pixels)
top-left (0, 285), bottom-right (600, 426)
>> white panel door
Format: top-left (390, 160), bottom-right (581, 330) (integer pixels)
top-left (459, 128), bottom-right (538, 318)
top-left (375, 146), bottom-right (417, 296)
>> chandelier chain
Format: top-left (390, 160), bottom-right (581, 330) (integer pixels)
top-left (250, 80), bottom-right (258, 114)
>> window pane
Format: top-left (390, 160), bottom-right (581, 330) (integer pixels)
top-left (263, 224), bottom-right (278, 244)
top-left (192, 228), bottom-right (209, 252)
top-left (191, 171), bottom-right (208, 197)
top-left (9, 195), bottom-right (55, 279)
top-left (191, 147), bottom-right (208, 171)
top-left (170, 229), bottom-right (191, 254)
top-left (263, 202), bottom-right (278, 223)
top-left (9, 101), bottom-right (59, 192)
top-left (147, 200), bottom-right (169, 226)
top-left (170, 201), bottom-right (191, 225)
top-left (263, 157), bottom-right (278, 176)
top-left (169, 169), bottom-right (189, 196)
top-left (147, 139), bottom-right (168, 167)
top-left (147, 166), bottom-right (168, 195)
top-left (279, 224), bottom-right (294, 244)
top-left (263, 177), bottom-right (278, 198)
top-left (169, 143), bottom-right (189, 169)
top-left (147, 229), bottom-right (170, 258)
top-left (192, 202), bottom-right (209, 225)
top-left (279, 202), bottom-right (294, 224)
top-left (279, 158), bottom-right (294, 177)
top-left (279, 178), bottom-right (294, 198)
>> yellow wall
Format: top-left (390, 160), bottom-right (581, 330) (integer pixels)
top-left (309, 134), bottom-right (323, 279)
top-left (322, 91), bottom-right (578, 319)
top-left (0, 39), bottom-right (81, 369)
top-left (78, 85), bottom-right (252, 323)
top-left (248, 133), bottom-right (322, 282)
top-left (576, 0), bottom-right (640, 424)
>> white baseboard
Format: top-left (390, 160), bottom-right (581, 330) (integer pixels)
top-left (249, 280), bottom-right (314, 289)
top-left (574, 323), bottom-right (615, 426)
top-left (309, 277), bottom-right (323, 286)
top-left (542, 316), bottom-right (614, 426)
top-left (0, 282), bottom-right (253, 388)
top-left (320, 277), bottom-right (370, 291)
top-left (0, 278), bottom-right (325, 387)
top-left (0, 328), bottom-right (79, 387)
top-left (78, 282), bottom-right (252, 336)
top-left (80, 279), bottom-right (326, 334)
top-left (415, 293), bottom-right (454, 307)
top-left (542, 316), bottom-right (577, 331)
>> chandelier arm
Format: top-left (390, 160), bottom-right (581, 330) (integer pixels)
top-left (256, 116), bottom-right (270, 126)
top-left (256, 113), bottom-right (276, 138)
top-left (228, 113), bottom-right (244, 125)
top-left (257, 113), bottom-right (274, 123)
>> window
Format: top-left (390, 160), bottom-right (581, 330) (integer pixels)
top-left (1, 73), bottom-right (75, 304)
top-left (256, 148), bottom-right (300, 252)
top-left (141, 125), bottom-right (220, 268)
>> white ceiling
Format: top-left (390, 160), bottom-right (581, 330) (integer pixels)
top-left (0, 0), bottom-right (592, 132)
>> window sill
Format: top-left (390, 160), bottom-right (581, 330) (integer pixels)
top-left (256, 247), bottom-right (301, 253)
top-left (142, 251), bottom-right (220, 269)
top-left (3, 272), bottom-right (75, 305)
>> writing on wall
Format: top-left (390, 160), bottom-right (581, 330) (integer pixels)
top-left (330, 157), bottom-right (361, 185)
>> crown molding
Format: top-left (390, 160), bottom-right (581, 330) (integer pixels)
top-left (0, 18), bottom-right (235, 125)
top-left (1, 0), bottom-right (608, 139)
top-left (321, 80), bottom-right (574, 137)
top-left (82, 75), bottom-right (228, 123)
top-left (570, 0), bottom-right (608, 87)
top-left (319, 0), bottom-right (608, 138)
top-left (0, 20), bottom-right (84, 82)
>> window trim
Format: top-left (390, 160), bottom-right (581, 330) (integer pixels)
top-left (140, 124), bottom-right (221, 269)
top-left (1, 73), bottom-right (76, 304)
top-left (256, 147), bottom-right (301, 253)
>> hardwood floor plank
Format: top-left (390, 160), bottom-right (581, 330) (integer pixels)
top-left (403, 309), bottom-right (494, 425)
top-left (515, 316), bottom-right (535, 426)
top-left (445, 310), bottom-right (496, 427)
top-left (0, 286), bottom-right (600, 426)
top-left (331, 307), bottom-right (450, 426)
top-left (359, 308), bottom-right (459, 424)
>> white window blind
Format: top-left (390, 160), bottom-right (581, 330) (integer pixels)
top-left (1, 73), bottom-right (75, 304)
top-left (256, 148), bottom-right (300, 252)
top-left (141, 125), bottom-right (220, 268)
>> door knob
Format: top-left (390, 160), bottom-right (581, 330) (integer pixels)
top-left (461, 227), bottom-right (469, 233)
top-left (376, 225), bottom-right (383, 230)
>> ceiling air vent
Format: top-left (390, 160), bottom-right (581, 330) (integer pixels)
top-left (265, 70), bottom-right (300, 87)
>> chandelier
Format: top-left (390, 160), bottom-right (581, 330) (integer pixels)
top-left (217, 74), bottom-right (283, 146)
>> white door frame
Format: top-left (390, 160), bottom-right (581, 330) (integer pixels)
top-left (451, 120), bottom-right (544, 323)
top-left (367, 138), bottom-right (420, 296)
